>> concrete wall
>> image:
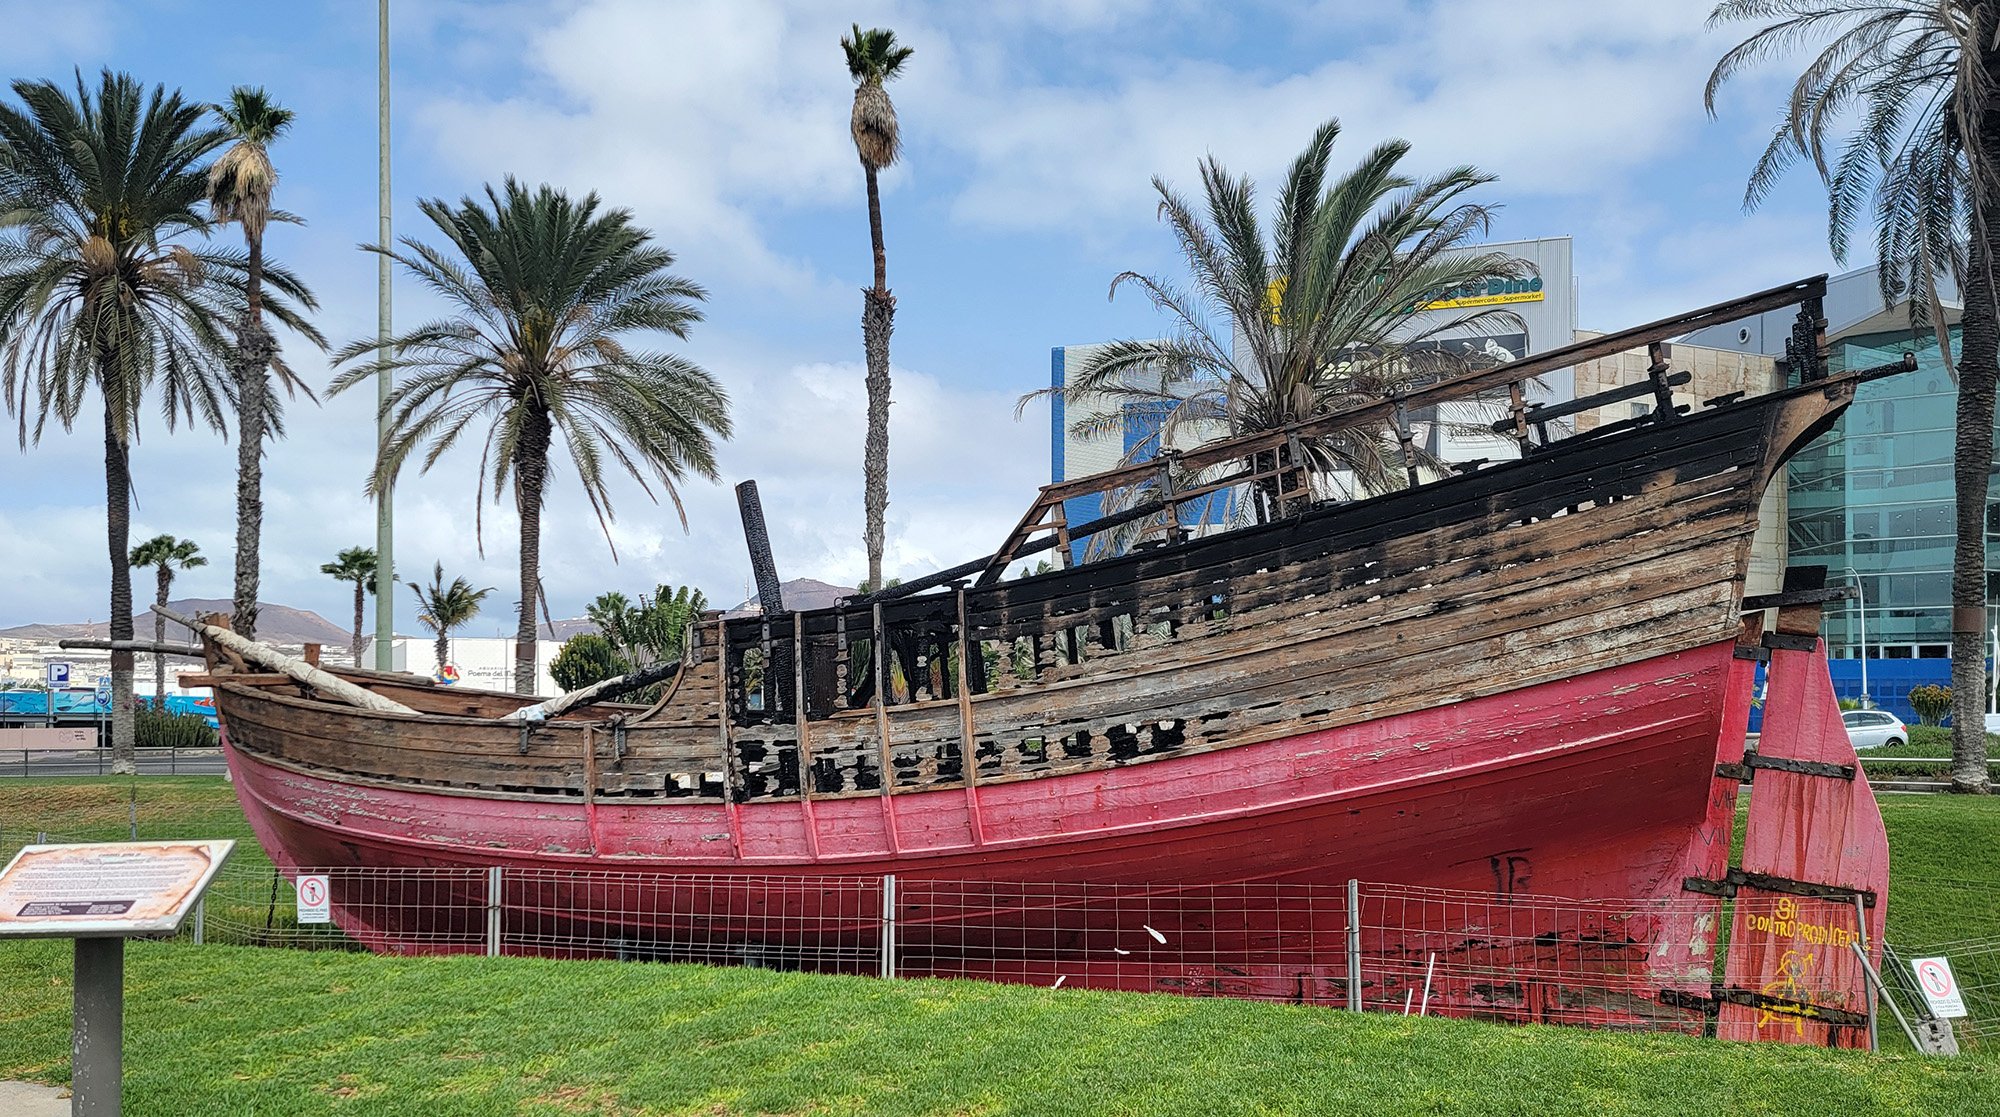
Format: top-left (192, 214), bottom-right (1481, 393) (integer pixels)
top-left (0, 727), bottom-right (96, 750)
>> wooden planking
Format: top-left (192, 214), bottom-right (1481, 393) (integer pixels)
top-left (215, 377), bottom-right (1842, 815)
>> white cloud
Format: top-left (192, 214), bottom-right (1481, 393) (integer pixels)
top-left (936, 1), bottom-right (1726, 235)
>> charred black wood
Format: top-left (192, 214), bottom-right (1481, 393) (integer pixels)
top-left (1681, 869), bottom-right (1877, 908)
top-left (1489, 371), bottom-right (1691, 433)
top-left (1740, 586), bottom-right (1856, 611)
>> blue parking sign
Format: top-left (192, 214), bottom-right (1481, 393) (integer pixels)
top-left (45, 662), bottom-right (71, 688)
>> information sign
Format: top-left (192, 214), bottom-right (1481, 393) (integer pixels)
top-left (0, 840), bottom-right (234, 939)
top-left (94, 675), bottom-right (112, 708)
top-left (1912, 956), bottom-right (1969, 1019)
top-left (45, 662), bottom-right (71, 688)
top-left (296, 874), bottom-right (331, 923)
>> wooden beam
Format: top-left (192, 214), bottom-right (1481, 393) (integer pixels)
top-left (154, 605), bottom-right (418, 715)
top-left (1030, 275), bottom-right (1828, 505)
top-left (872, 603), bottom-right (902, 853)
top-left (956, 588), bottom-right (986, 845)
top-left (59, 639), bottom-right (204, 659)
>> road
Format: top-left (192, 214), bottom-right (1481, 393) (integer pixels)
top-left (0, 749), bottom-right (227, 778)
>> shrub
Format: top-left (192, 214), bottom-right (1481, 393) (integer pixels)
top-left (134, 704), bottom-right (218, 749)
top-left (550, 634), bottom-right (632, 692)
top-left (1908, 684), bottom-right (1953, 726)
top-left (1836, 697), bottom-right (1863, 711)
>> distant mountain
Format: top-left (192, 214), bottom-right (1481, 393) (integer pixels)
top-left (0, 598), bottom-right (352, 647)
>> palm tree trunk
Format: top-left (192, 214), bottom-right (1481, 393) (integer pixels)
top-left (867, 164), bottom-right (887, 292)
top-left (1949, 106), bottom-right (2000, 793)
top-left (231, 232), bottom-right (271, 640)
top-left (351, 580), bottom-right (365, 663)
top-left (436, 633), bottom-right (449, 677)
top-left (154, 566), bottom-right (170, 703)
top-left (861, 164), bottom-right (894, 592)
top-left (103, 400), bottom-right (136, 774)
top-left (514, 408), bottom-right (553, 694)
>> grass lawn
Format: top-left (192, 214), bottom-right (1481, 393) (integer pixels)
top-left (1, 940), bottom-right (1996, 1116)
top-left (1, 777), bottom-right (1997, 1115)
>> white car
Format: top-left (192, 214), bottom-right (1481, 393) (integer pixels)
top-left (1842, 709), bottom-right (1908, 750)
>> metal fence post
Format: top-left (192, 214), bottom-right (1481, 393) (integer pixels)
top-left (1346, 878), bottom-right (1362, 1012)
top-left (880, 874), bottom-right (897, 979)
top-left (193, 897), bottom-right (205, 945)
top-left (486, 866), bottom-right (503, 958)
top-left (1853, 893), bottom-right (1877, 1052)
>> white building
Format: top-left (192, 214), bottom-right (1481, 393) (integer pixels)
top-left (382, 636), bottom-right (563, 696)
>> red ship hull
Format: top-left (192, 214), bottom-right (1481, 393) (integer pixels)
top-left (225, 641), bottom-right (1747, 1027)
top-left (230, 642), bottom-right (1734, 895)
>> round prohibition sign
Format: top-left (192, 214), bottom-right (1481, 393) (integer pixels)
top-left (299, 877), bottom-right (327, 907)
top-left (1915, 957), bottom-right (1955, 998)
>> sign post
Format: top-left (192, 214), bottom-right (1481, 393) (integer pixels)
top-left (45, 662), bottom-right (70, 729)
top-left (0, 840), bottom-right (234, 1115)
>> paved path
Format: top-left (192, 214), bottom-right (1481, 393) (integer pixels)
top-left (0, 1079), bottom-right (68, 1115)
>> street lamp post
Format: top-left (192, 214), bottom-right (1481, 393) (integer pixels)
top-left (1841, 566), bottom-right (1869, 708)
top-left (373, 0), bottom-right (396, 671)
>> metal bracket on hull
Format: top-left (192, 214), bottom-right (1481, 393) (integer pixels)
top-left (1658, 986), bottom-right (1868, 1029)
top-left (1681, 869), bottom-right (1877, 908)
top-left (1741, 586), bottom-right (1857, 612)
top-left (1714, 755), bottom-right (1856, 782)
top-left (1759, 632), bottom-right (1820, 652)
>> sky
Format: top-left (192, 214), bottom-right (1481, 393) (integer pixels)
top-left (0, 0), bottom-right (1853, 633)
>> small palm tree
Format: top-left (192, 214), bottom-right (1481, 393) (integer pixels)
top-left (1707, 1), bottom-right (1994, 794)
top-left (320, 547), bottom-right (380, 664)
top-left (407, 563), bottom-right (493, 677)
top-left (129, 534), bottom-right (205, 701)
top-left (0, 71), bottom-right (317, 772)
top-left (209, 85), bottom-right (317, 640)
top-left (585, 591), bottom-right (634, 656)
top-left (842, 24), bottom-right (915, 595)
top-left (1029, 118), bottom-right (1526, 536)
top-left (329, 178), bottom-right (731, 695)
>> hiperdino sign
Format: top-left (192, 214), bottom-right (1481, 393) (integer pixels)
top-left (1423, 276), bottom-right (1545, 310)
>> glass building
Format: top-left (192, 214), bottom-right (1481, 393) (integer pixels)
top-left (1789, 328), bottom-right (1975, 657)
top-left (1685, 264), bottom-right (1997, 661)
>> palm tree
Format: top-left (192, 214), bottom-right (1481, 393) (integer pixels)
top-left (329, 178), bottom-right (732, 694)
top-left (1029, 118), bottom-right (1527, 539)
top-left (407, 562), bottom-right (493, 677)
top-left (1707, 2), bottom-right (1995, 795)
top-left (842, 24), bottom-right (915, 595)
top-left (209, 86), bottom-right (312, 640)
top-left (320, 547), bottom-right (380, 664)
top-left (129, 534), bottom-right (204, 701)
top-left (0, 71), bottom-right (318, 772)
top-left (585, 591), bottom-right (634, 656)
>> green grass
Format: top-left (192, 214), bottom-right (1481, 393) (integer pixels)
top-left (0, 940), bottom-right (1995, 1116)
top-left (0, 775), bottom-right (272, 875)
top-left (2, 778), bottom-right (1998, 1114)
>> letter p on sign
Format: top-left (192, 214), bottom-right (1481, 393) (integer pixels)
top-left (296, 874), bottom-right (331, 924)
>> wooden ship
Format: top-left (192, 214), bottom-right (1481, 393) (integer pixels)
top-left (177, 276), bottom-right (1897, 1042)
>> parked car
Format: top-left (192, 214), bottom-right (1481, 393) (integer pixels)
top-left (1842, 709), bottom-right (1908, 750)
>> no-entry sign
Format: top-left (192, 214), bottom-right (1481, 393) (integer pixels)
top-left (1911, 956), bottom-right (1968, 1019)
top-left (296, 874), bottom-right (330, 924)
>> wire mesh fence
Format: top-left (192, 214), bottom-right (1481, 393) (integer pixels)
top-left (0, 825), bottom-right (1985, 1049)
